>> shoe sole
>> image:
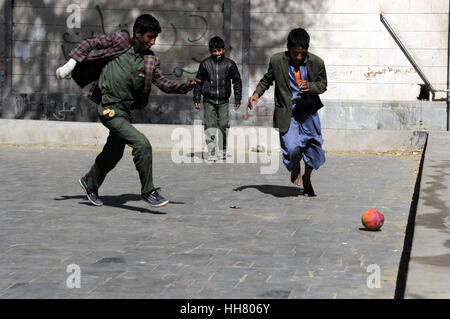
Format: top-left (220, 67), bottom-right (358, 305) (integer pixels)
top-left (142, 198), bottom-right (169, 208)
top-left (78, 178), bottom-right (103, 206)
top-left (153, 200), bottom-right (169, 208)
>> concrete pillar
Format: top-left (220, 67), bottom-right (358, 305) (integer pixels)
top-left (241, 0), bottom-right (250, 104)
top-left (3, 0), bottom-right (12, 93)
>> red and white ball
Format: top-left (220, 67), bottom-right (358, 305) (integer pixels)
top-left (361, 209), bottom-right (384, 231)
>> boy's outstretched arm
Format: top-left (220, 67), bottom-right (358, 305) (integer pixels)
top-left (247, 59), bottom-right (274, 109)
top-left (247, 93), bottom-right (258, 110)
top-left (153, 58), bottom-right (200, 94)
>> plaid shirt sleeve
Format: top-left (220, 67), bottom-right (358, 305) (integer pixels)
top-left (68, 32), bottom-right (130, 63)
top-left (151, 57), bottom-right (189, 94)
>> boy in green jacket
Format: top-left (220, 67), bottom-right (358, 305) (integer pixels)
top-left (56, 14), bottom-right (199, 207)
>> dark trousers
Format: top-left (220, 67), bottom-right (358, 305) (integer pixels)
top-left (86, 105), bottom-right (154, 194)
top-left (203, 102), bottom-right (229, 156)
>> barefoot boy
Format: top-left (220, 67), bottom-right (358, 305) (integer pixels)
top-left (247, 28), bottom-right (327, 196)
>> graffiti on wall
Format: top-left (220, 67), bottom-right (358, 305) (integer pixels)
top-left (12, 93), bottom-right (97, 121)
top-left (242, 104), bottom-right (274, 121)
top-left (49, 101), bottom-right (78, 121)
top-left (61, 5), bottom-right (209, 79)
top-left (364, 66), bottom-right (416, 81)
top-left (6, 5), bottom-right (215, 122)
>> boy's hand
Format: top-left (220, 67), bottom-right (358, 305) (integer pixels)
top-left (234, 104), bottom-right (240, 109)
top-left (247, 93), bottom-right (259, 110)
top-left (185, 78), bottom-right (201, 90)
top-left (300, 80), bottom-right (310, 92)
top-left (194, 103), bottom-right (201, 109)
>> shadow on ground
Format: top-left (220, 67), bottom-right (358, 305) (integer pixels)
top-left (234, 184), bottom-right (304, 197)
top-left (54, 194), bottom-right (168, 214)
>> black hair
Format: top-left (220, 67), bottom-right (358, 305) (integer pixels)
top-left (208, 36), bottom-right (225, 50)
top-left (133, 14), bottom-right (161, 35)
top-left (287, 28), bottom-right (310, 49)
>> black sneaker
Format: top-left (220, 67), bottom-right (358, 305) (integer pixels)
top-left (78, 175), bottom-right (103, 206)
top-left (142, 188), bottom-right (169, 208)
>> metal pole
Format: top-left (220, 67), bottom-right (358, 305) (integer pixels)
top-left (381, 12), bottom-right (450, 94)
top-left (4, 0), bottom-right (13, 93)
top-left (223, 0), bottom-right (231, 56)
top-left (242, 0), bottom-right (251, 104)
top-left (447, 1), bottom-right (450, 131)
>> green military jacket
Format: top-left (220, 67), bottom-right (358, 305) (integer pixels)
top-left (98, 43), bottom-right (146, 113)
top-left (254, 51), bottom-right (327, 134)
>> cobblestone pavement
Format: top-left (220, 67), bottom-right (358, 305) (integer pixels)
top-left (0, 146), bottom-right (420, 299)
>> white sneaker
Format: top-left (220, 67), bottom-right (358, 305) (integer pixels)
top-left (207, 155), bottom-right (218, 162)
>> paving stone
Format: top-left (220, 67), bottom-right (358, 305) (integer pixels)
top-left (0, 146), bottom-right (420, 298)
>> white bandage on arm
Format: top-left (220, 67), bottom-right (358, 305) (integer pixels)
top-left (56, 58), bottom-right (77, 79)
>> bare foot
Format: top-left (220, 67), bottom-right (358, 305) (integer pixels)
top-left (290, 165), bottom-right (302, 186)
top-left (293, 172), bottom-right (302, 186)
top-left (302, 175), bottom-right (315, 197)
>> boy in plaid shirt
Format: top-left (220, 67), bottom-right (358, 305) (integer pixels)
top-left (56, 14), bottom-right (200, 207)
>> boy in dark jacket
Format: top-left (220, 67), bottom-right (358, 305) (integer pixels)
top-left (193, 36), bottom-right (242, 161)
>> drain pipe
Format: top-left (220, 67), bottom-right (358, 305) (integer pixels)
top-left (223, 0), bottom-right (231, 56)
top-left (447, 1), bottom-right (450, 131)
top-left (4, 0), bottom-right (13, 94)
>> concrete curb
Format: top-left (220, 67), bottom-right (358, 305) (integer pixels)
top-left (404, 131), bottom-right (450, 298)
top-left (0, 119), bottom-right (427, 152)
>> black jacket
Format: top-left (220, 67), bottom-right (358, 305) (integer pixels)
top-left (193, 55), bottom-right (242, 105)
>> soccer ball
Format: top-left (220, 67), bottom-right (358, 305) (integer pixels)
top-left (361, 209), bottom-right (384, 231)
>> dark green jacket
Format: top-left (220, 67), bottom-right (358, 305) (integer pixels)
top-left (254, 51), bottom-right (327, 134)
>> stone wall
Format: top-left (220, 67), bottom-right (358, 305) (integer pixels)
top-left (248, 0), bottom-right (449, 102)
top-left (0, 0), bottom-right (448, 130)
